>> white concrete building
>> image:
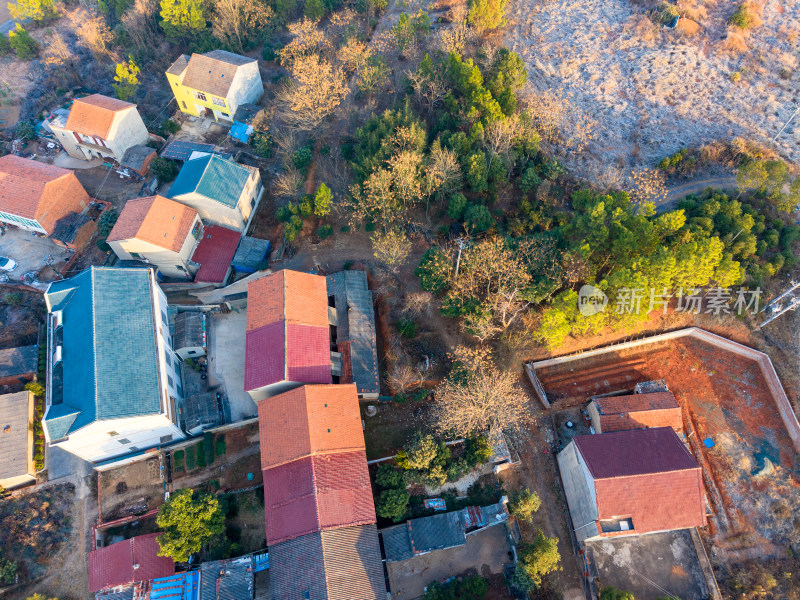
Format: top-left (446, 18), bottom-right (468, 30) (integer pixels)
top-left (48, 94), bottom-right (150, 163)
top-left (43, 267), bottom-right (186, 463)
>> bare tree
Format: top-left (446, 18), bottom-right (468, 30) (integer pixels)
top-left (211, 0), bottom-right (273, 53)
top-left (278, 19), bottom-right (328, 65)
top-left (276, 54), bottom-right (348, 131)
top-left (42, 32), bottom-right (78, 84)
top-left (406, 62), bottom-right (447, 117)
top-left (71, 8), bottom-right (115, 59)
top-left (371, 228), bottom-right (412, 272)
top-left (433, 350), bottom-right (530, 437)
top-left (436, 5), bottom-right (473, 55)
top-left (120, 0), bottom-right (161, 59)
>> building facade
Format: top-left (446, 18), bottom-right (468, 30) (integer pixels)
top-left (168, 154), bottom-right (262, 231)
top-left (166, 51), bottom-right (263, 122)
top-left (0, 155), bottom-right (90, 235)
top-left (43, 267), bottom-right (186, 463)
top-left (48, 94), bottom-right (150, 163)
top-left (107, 195), bottom-right (204, 280)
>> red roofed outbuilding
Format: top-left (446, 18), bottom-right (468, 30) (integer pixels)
top-left (557, 427), bottom-right (706, 543)
top-left (588, 392), bottom-right (683, 434)
top-left (245, 270), bottom-right (332, 400)
top-left (88, 533), bottom-right (174, 592)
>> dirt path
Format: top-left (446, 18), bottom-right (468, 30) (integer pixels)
top-left (659, 175), bottom-right (738, 210)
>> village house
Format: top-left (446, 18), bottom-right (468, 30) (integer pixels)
top-left (88, 533), bottom-right (174, 594)
top-left (43, 267), bottom-right (186, 463)
top-left (166, 50), bottom-right (263, 122)
top-left (48, 94), bottom-right (150, 163)
top-left (244, 270), bottom-right (334, 401)
top-left (0, 391), bottom-right (36, 489)
top-left (168, 154), bottom-right (262, 231)
top-left (0, 155), bottom-right (90, 235)
top-left (587, 391), bottom-right (683, 434)
top-left (107, 195), bottom-right (204, 280)
top-left (558, 427), bottom-right (706, 543)
top-left (259, 384), bottom-right (386, 599)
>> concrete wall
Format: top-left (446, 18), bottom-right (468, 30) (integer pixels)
top-left (106, 107), bottom-right (149, 160)
top-left (530, 328), bottom-right (800, 454)
top-left (228, 62), bottom-right (263, 117)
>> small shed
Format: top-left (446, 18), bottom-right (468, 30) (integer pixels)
top-left (229, 104), bottom-right (263, 144)
top-left (120, 144), bottom-right (157, 176)
top-left (50, 213), bottom-right (97, 251)
top-left (231, 236), bottom-right (271, 273)
top-left (0, 345), bottom-right (38, 387)
top-left (382, 512), bottom-right (466, 562)
top-left (0, 391), bottom-right (35, 489)
top-left (173, 311), bottom-right (207, 360)
top-left (588, 391), bottom-right (683, 434)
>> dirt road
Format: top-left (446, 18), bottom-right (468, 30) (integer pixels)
top-left (661, 176), bottom-right (738, 208)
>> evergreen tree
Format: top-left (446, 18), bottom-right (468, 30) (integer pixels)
top-left (160, 0), bottom-right (206, 40)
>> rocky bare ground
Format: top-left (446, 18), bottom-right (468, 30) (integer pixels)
top-left (507, 0), bottom-right (800, 179)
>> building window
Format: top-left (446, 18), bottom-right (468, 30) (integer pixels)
top-left (162, 310), bottom-right (168, 326)
top-left (188, 350), bottom-right (198, 355)
top-left (160, 435), bottom-right (173, 443)
top-left (165, 353), bottom-right (171, 368)
top-left (212, 97), bottom-right (226, 107)
top-left (176, 384), bottom-right (183, 397)
top-left (118, 438), bottom-right (131, 444)
top-left (250, 198), bottom-right (255, 209)
top-left (195, 92), bottom-right (207, 101)
top-left (168, 375), bottom-right (174, 389)
top-left (129, 446), bottom-right (139, 451)
top-left (130, 252), bottom-right (142, 259)
top-left (108, 431), bottom-right (119, 437)
top-left (182, 101), bottom-right (187, 109)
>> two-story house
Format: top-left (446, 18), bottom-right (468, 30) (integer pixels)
top-left (0, 155), bottom-right (91, 235)
top-left (168, 154), bottom-right (262, 231)
top-left (107, 195), bottom-right (204, 280)
top-left (43, 266), bottom-right (186, 463)
top-left (166, 50), bottom-right (263, 122)
top-left (48, 94), bottom-right (150, 163)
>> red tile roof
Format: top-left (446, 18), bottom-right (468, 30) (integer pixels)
top-left (0, 155), bottom-right (90, 234)
top-left (574, 427), bottom-right (698, 479)
top-left (575, 428), bottom-right (706, 536)
top-left (65, 94), bottom-right (135, 139)
top-left (191, 224), bottom-right (240, 283)
top-left (592, 392), bottom-right (683, 433)
top-left (247, 270), bottom-right (329, 331)
top-left (107, 195), bottom-right (198, 252)
top-left (87, 533), bottom-right (174, 592)
top-left (263, 451), bottom-right (376, 544)
top-left (258, 384), bottom-right (365, 469)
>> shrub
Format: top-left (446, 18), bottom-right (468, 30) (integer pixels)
top-left (215, 435), bottom-right (226, 457)
top-left (728, 3), bottom-right (759, 29)
top-left (467, 0), bottom-right (508, 33)
top-left (463, 435), bottom-right (493, 467)
top-left (376, 488), bottom-right (410, 522)
top-left (657, 2), bottom-right (679, 24)
top-left (304, 0), bottom-right (324, 20)
top-left (317, 224), bottom-right (333, 239)
top-left (97, 209), bottom-right (119, 238)
top-left (284, 215), bottom-right (303, 241)
top-left (520, 167), bottom-right (541, 193)
top-left (515, 531), bottom-right (562, 589)
top-left (509, 488), bottom-right (542, 522)
top-left (162, 119), bottom-right (180, 135)
top-left (600, 587), bottom-right (635, 600)
top-left (396, 433), bottom-right (439, 471)
top-left (9, 25), bottom-right (38, 60)
top-left (415, 248), bottom-right (451, 293)
top-left (15, 120), bottom-right (36, 141)
top-left (464, 204), bottom-right (494, 233)
top-left (150, 157), bottom-right (181, 183)
top-left (292, 145), bottom-right (313, 172)
top-left (24, 381), bottom-right (45, 397)
top-left (376, 464), bottom-right (405, 489)
top-left (396, 317), bottom-right (418, 338)
top-left (314, 183), bottom-right (332, 217)
top-left (424, 574), bottom-right (488, 599)
top-left (4, 292), bottom-right (23, 306)
top-left (447, 193), bottom-right (468, 220)
top-left (0, 556), bottom-right (17, 584)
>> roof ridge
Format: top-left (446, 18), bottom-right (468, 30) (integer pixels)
top-left (90, 266), bottom-right (100, 420)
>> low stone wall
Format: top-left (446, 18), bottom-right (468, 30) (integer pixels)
top-left (528, 327), bottom-right (800, 454)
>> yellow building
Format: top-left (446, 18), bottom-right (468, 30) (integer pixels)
top-left (166, 50), bottom-right (263, 122)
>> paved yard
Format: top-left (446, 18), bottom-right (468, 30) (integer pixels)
top-left (386, 524), bottom-right (514, 600)
top-left (586, 530), bottom-right (709, 600)
top-left (208, 309), bottom-right (256, 421)
top-left (0, 227), bottom-right (72, 279)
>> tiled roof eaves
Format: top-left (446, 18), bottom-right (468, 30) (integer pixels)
top-left (592, 466), bottom-right (701, 481)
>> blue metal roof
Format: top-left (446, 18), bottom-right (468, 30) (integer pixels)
top-left (160, 140), bottom-right (215, 161)
top-left (150, 571), bottom-right (200, 600)
top-left (43, 267), bottom-right (162, 440)
top-left (168, 155), bottom-right (251, 209)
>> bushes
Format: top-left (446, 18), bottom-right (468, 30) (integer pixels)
top-left (4, 292), bottom-right (23, 306)
top-left (415, 248), bottom-right (451, 293)
top-left (600, 587), bottom-right (635, 600)
top-left (375, 464), bottom-right (409, 522)
top-left (511, 531), bottom-right (562, 591)
top-left (728, 3), bottom-right (759, 29)
top-left (424, 574), bottom-right (488, 599)
top-left (509, 488), bottom-right (542, 522)
top-left (151, 157), bottom-right (181, 183)
top-left (447, 193), bottom-right (468, 220)
top-left (9, 25), bottom-right (37, 60)
top-left (396, 317), bottom-right (418, 339)
top-left (24, 381), bottom-right (45, 397)
top-left (316, 224), bottom-right (333, 239)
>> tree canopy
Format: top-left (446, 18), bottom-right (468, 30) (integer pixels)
top-left (156, 488), bottom-right (225, 562)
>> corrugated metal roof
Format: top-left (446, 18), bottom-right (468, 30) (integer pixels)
top-left (269, 525), bottom-right (386, 600)
top-left (173, 312), bottom-right (206, 350)
top-left (0, 391), bottom-right (32, 480)
top-left (0, 344), bottom-right (37, 378)
top-left (326, 271), bottom-right (379, 396)
top-left (150, 571), bottom-right (200, 600)
top-left (160, 140), bottom-right (215, 161)
top-left (199, 555), bottom-right (254, 600)
top-left (43, 267), bottom-right (162, 440)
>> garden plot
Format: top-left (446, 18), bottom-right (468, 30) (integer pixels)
top-left (507, 0), bottom-right (800, 177)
